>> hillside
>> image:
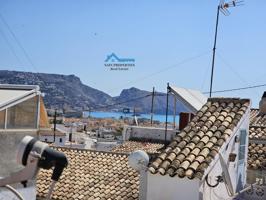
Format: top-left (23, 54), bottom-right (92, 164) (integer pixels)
top-left (0, 70), bottom-right (185, 114)
top-left (0, 70), bottom-right (113, 111)
top-left (114, 87), bottom-right (186, 114)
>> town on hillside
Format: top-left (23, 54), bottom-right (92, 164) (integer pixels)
top-left (0, 1), bottom-right (266, 200)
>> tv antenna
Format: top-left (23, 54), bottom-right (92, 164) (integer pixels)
top-left (209, 0), bottom-right (244, 97)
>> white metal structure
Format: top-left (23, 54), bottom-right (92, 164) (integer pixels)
top-left (170, 86), bottom-right (207, 113)
top-left (0, 84), bottom-right (41, 130)
top-left (0, 84), bottom-right (40, 111)
top-left (128, 150), bottom-right (149, 200)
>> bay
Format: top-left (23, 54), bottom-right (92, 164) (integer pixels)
top-left (84, 111), bottom-right (179, 123)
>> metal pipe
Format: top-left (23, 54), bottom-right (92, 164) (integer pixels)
top-left (173, 96), bottom-right (176, 128)
top-left (209, 5), bottom-right (220, 98)
top-left (164, 83), bottom-right (170, 147)
top-left (2, 185), bottom-right (24, 200)
top-left (46, 180), bottom-right (56, 200)
top-left (53, 109), bottom-right (57, 142)
top-left (150, 87), bottom-right (155, 126)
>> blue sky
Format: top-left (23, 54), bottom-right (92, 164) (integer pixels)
top-left (0, 0), bottom-right (265, 107)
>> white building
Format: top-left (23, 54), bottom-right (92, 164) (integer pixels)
top-left (146, 98), bottom-right (251, 200)
top-left (39, 128), bottom-right (67, 146)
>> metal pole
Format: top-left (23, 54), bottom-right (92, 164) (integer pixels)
top-left (173, 96), bottom-right (176, 129)
top-left (150, 87), bottom-right (155, 126)
top-left (164, 83), bottom-right (170, 147)
top-left (36, 95), bottom-right (41, 129)
top-left (209, 5), bottom-right (220, 98)
top-left (53, 109), bottom-right (57, 142)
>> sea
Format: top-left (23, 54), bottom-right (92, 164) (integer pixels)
top-left (83, 111), bottom-right (179, 123)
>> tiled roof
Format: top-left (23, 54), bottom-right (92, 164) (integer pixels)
top-left (248, 109), bottom-right (266, 171)
top-left (39, 129), bottom-right (66, 137)
top-left (37, 148), bottom-right (139, 200)
top-left (148, 98), bottom-right (250, 179)
top-left (249, 126), bottom-right (266, 140)
top-left (250, 109), bottom-right (266, 127)
top-left (248, 143), bottom-right (266, 170)
top-left (112, 141), bottom-right (164, 154)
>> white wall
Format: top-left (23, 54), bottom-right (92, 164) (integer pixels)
top-left (146, 173), bottom-right (200, 200)
top-left (145, 107), bottom-right (250, 200)
top-left (199, 107), bottom-right (250, 200)
top-left (39, 135), bottom-right (66, 146)
top-left (123, 126), bottom-right (176, 142)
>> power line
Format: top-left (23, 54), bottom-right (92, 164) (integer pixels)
top-left (89, 94), bottom-right (152, 110)
top-left (88, 83), bottom-right (266, 112)
top-left (0, 13), bottom-right (38, 72)
top-left (0, 28), bottom-right (24, 68)
top-left (87, 92), bottom-right (167, 111)
top-left (105, 50), bottom-right (211, 94)
top-left (203, 83), bottom-right (266, 94)
top-left (216, 51), bottom-right (260, 97)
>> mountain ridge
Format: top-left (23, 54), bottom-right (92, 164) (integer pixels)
top-left (0, 70), bottom-right (186, 114)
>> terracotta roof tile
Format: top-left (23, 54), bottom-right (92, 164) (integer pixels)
top-left (250, 109), bottom-right (266, 127)
top-left (148, 98), bottom-right (250, 179)
top-left (249, 126), bottom-right (266, 141)
top-left (37, 148), bottom-right (139, 200)
top-left (248, 143), bottom-right (266, 170)
top-left (39, 129), bottom-right (66, 137)
top-left (111, 141), bottom-right (163, 154)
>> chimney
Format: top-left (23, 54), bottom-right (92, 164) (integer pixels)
top-left (179, 112), bottom-right (194, 130)
top-left (259, 92), bottom-right (266, 114)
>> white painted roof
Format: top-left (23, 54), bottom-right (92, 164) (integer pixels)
top-left (0, 84), bottom-right (40, 111)
top-left (170, 86), bottom-right (207, 113)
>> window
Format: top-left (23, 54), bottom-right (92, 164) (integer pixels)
top-left (45, 138), bottom-right (48, 142)
top-left (6, 97), bottom-right (38, 129)
top-left (59, 138), bottom-right (62, 143)
top-left (238, 130), bottom-right (247, 161)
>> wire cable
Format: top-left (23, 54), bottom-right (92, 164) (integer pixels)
top-left (203, 83), bottom-right (266, 94)
top-left (90, 94), bottom-right (152, 110)
top-left (216, 51), bottom-right (260, 97)
top-left (88, 92), bottom-right (170, 112)
top-left (105, 50), bottom-right (211, 94)
top-left (0, 28), bottom-right (24, 68)
top-left (46, 180), bottom-right (56, 200)
top-left (1, 185), bottom-right (25, 200)
top-left (0, 13), bottom-right (38, 72)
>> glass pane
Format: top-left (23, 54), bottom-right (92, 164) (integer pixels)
top-left (6, 97), bottom-right (38, 129)
top-left (0, 110), bottom-right (5, 129)
top-left (240, 130), bottom-right (247, 145)
top-left (239, 146), bottom-right (245, 161)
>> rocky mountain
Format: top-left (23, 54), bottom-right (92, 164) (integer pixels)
top-left (0, 70), bottom-right (113, 111)
top-left (0, 70), bottom-right (186, 114)
top-left (114, 87), bottom-right (186, 114)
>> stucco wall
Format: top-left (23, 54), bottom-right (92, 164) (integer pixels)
top-left (0, 130), bottom-right (37, 176)
top-left (146, 173), bottom-right (200, 200)
top-left (123, 126), bottom-right (176, 142)
top-left (199, 107), bottom-right (250, 200)
top-left (145, 107), bottom-right (250, 200)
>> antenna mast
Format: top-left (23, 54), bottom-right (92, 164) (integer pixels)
top-left (209, 0), bottom-right (244, 97)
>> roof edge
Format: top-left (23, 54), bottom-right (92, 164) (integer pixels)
top-left (53, 146), bottom-right (130, 156)
top-left (0, 84), bottom-right (40, 91)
